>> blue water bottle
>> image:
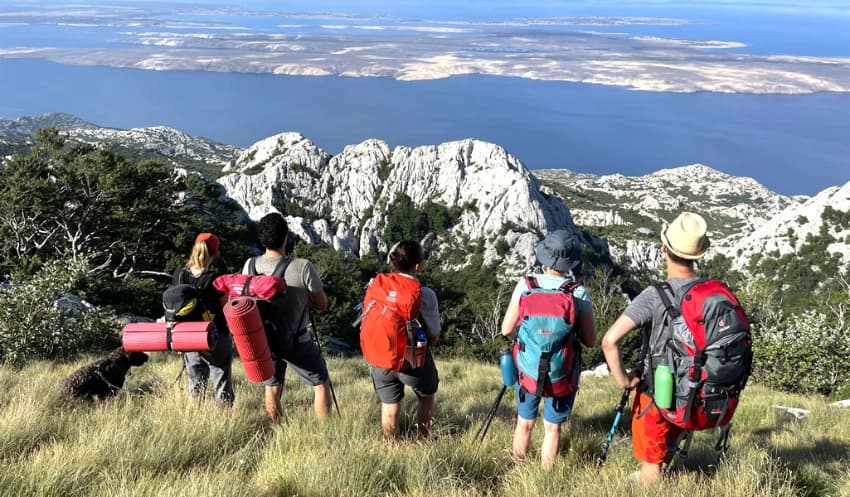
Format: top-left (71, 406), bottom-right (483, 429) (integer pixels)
top-left (415, 327), bottom-right (428, 349)
top-left (500, 347), bottom-right (518, 387)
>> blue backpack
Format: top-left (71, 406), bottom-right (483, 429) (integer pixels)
top-left (512, 276), bottom-right (580, 397)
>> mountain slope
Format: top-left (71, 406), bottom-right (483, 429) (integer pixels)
top-left (536, 164), bottom-right (801, 271)
top-left (0, 112), bottom-right (241, 168)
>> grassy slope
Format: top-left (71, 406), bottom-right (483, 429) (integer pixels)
top-left (1, 354), bottom-right (848, 497)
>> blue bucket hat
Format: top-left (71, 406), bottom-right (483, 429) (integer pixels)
top-left (535, 230), bottom-right (581, 273)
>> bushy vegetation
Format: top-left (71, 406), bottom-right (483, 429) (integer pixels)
top-left (0, 259), bottom-right (118, 365)
top-left (1, 355), bottom-right (848, 497)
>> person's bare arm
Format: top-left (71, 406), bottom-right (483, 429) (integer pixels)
top-left (310, 289), bottom-right (328, 311)
top-left (601, 314), bottom-right (640, 390)
top-left (575, 310), bottom-right (597, 348)
top-left (500, 299), bottom-right (519, 338)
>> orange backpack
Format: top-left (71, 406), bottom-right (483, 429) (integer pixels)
top-left (358, 273), bottom-right (422, 371)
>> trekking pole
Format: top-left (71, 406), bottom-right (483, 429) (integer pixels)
top-left (597, 388), bottom-right (632, 466)
top-left (474, 385), bottom-right (508, 446)
top-left (308, 315), bottom-right (341, 416)
top-left (473, 346), bottom-right (517, 446)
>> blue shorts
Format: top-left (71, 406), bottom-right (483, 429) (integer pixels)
top-left (516, 388), bottom-right (576, 424)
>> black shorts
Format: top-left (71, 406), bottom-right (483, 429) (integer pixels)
top-left (369, 349), bottom-right (439, 404)
top-left (262, 329), bottom-right (328, 387)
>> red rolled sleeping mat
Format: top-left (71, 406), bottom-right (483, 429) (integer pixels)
top-left (223, 297), bottom-right (274, 383)
top-left (122, 322), bottom-right (170, 352)
top-left (171, 321), bottom-right (218, 351)
top-left (122, 321), bottom-right (218, 353)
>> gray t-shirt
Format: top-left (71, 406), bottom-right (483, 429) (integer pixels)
top-left (242, 255), bottom-right (323, 333)
top-left (623, 277), bottom-right (699, 371)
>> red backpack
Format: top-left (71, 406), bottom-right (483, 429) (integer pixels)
top-left (357, 273), bottom-right (422, 371)
top-left (646, 279), bottom-right (753, 431)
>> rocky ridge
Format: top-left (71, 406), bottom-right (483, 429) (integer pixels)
top-left (0, 112), bottom-right (241, 167)
top-left (218, 132), bottom-right (588, 272)
top-left (536, 165), bottom-right (805, 272)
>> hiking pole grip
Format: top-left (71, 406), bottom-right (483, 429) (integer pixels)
top-left (597, 388), bottom-right (632, 466)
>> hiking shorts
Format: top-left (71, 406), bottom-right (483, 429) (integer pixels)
top-left (262, 329), bottom-right (328, 387)
top-left (516, 388), bottom-right (576, 425)
top-left (631, 391), bottom-right (684, 464)
top-left (369, 349), bottom-right (439, 404)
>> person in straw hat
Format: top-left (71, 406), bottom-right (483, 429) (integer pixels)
top-left (601, 212), bottom-right (710, 485)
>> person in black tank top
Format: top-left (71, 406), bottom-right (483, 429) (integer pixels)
top-left (174, 232), bottom-right (234, 407)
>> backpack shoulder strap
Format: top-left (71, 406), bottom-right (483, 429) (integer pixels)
top-left (247, 257), bottom-right (259, 276)
top-left (652, 282), bottom-right (680, 319)
top-left (525, 276), bottom-right (539, 290)
top-left (558, 280), bottom-right (580, 293)
top-left (270, 256), bottom-right (293, 279)
top-left (172, 267), bottom-right (189, 286)
top-left (193, 270), bottom-right (215, 290)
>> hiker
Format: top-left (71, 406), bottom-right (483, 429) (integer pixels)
top-left (359, 240), bottom-right (440, 440)
top-left (173, 232), bottom-right (234, 407)
top-left (243, 212), bottom-right (331, 421)
top-left (500, 230), bottom-right (597, 469)
top-left (601, 212), bottom-right (712, 485)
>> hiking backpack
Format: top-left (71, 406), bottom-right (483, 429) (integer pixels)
top-left (163, 268), bottom-right (216, 323)
top-left (645, 279), bottom-right (753, 431)
top-left (511, 276), bottom-right (580, 397)
top-left (357, 273), bottom-right (423, 371)
top-left (245, 257), bottom-right (295, 356)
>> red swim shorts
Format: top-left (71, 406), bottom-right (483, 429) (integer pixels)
top-left (631, 391), bottom-right (684, 464)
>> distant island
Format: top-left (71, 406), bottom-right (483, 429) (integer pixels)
top-left (1, 2), bottom-right (849, 94)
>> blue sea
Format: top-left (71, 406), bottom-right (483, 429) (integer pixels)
top-left (0, 2), bottom-right (849, 196)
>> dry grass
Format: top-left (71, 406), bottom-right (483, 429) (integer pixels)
top-left (0, 353), bottom-right (848, 497)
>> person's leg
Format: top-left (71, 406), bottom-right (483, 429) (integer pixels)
top-left (513, 388), bottom-right (541, 461)
top-left (512, 416), bottom-right (536, 461)
top-left (263, 360), bottom-right (287, 422)
top-left (631, 391), bottom-right (680, 485)
top-left (184, 352), bottom-right (210, 398)
top-left (313, 381), bottom-right (331, 418)
top-left (381, 402), bottom-right (402, 440)
top-left (416, 394), bottom-right (435, 438)
top-left (540, 420), bottom-right (562, 469)
top-left (284, 332), bottom-right (331, 419)
top-left (208, 338), bottom-right (234, 407)
top-left (538, 393), bottom-right (575, 468)
top-left (404, 351), bottom-right (439, 439)
top-left (369, 366), bottom-right (404, 439)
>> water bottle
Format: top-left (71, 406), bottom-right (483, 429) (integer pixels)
top-left (415, 327), bottom-right (428, 348)
top-left (500, 347), bottom-right (518, 387)
top-left (654, 364), bottom-right (674, 409)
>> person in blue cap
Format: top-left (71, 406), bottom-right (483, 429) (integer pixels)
top-left (500, 229), bottom-right (597, 468)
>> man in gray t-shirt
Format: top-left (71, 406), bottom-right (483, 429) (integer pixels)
top-left (246, 212), bottom-right (331, 422)
top-left (601, 212), bottom-right (711, 485)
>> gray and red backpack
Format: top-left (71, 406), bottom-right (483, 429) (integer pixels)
top-left (643, 278), bottom-right (753, 432)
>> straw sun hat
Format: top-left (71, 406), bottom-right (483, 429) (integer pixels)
top-left (660, 212), bottom-right (710, 260)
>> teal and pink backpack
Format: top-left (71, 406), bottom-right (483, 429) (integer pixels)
top-left (512, 276), bottom-right (580, 397)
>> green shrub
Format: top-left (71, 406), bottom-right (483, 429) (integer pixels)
top-left (0, 260), bottom-right (118, 365)
top-left (753, 309), bottom-right (850, 398)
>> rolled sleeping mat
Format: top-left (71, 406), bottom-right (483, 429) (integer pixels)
top-left (122, 322), bottom-right (170, 352)
top-left (223, 297), bottom-right (274, 383)
top-left (122, 321), bottom-right (219, 352)
top-left (171, 321), bottom-right (219, 352)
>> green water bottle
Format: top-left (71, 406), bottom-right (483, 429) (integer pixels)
top-left (654, 364), bottom-right (674, 409)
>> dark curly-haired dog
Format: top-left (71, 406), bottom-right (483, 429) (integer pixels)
top-left (58, 346), bottom-right (149, 400)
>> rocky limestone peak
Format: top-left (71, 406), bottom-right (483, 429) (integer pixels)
top-left (217, 134), bottom-right (581, 272)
